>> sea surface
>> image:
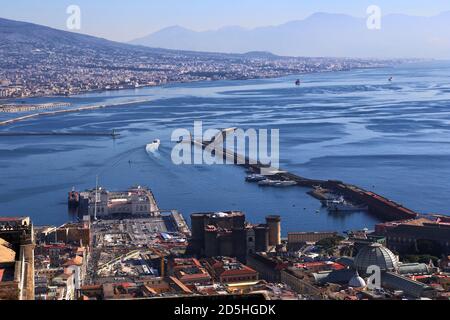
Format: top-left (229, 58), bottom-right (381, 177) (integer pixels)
top-left (1, 61), bottom-right (450, 234)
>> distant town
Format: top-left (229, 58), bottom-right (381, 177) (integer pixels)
top-left (0, 17), bottom-right (409, 100)
top-left (0, 49), bottom-right (401, 100)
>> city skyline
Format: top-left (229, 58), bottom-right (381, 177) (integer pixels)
top-left (1, 0), bottom-right (450, 42)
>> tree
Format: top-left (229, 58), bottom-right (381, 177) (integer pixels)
top-left (317, 236), bottom-right (345, 251)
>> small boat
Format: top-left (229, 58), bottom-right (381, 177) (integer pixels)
top-left (295, 79), bottom-right (301, 86)
top-left (388, 76), bottom-right (393, 82)
top-left (273, 181), bottom-right (297, 187)
top-left (258, 179), bottom-right (279, 186)
top-left (258, 179), bottom-right (297, 187)
top-left (146, 139), bottom-right (161, 153)
top-left (246, 174), bottom-right (267, 182)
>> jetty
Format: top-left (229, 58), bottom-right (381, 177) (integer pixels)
top-left (0, 130), bottom-right (120, 137)
top-left (192, 128), bottom-right (418, 222)
top-left (0, 99), bottom-right (151, 127)
top-left (0, 102), bottom-right (71, 113)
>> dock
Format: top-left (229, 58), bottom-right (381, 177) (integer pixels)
top-left (0, 99), bottom-right (151, 127)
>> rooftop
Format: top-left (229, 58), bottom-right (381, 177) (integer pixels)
top-left (0, 240), bottom-right (15, 263)
top-left (204, 257), bottom-right (257, 277)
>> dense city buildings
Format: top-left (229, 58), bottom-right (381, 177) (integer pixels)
top-left (33, 222), bottom-right (90, 300)
top-left (1, 182), bottom-right (450, 301)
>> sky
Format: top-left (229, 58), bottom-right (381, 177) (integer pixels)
top-left (1, 0), bottom-right (450, 42)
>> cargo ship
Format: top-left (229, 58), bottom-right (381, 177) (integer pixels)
top-left (325, 196), bottom-right (368, 213)
top-left (258, 180), bottom-right (297, 187)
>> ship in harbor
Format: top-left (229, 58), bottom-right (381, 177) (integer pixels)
top-left (245, 174), bottom-right (267, 182)
top-left (258, 179), bottom-right (297, 187)
top-left (325, 196), bottom-right (368, 213)
top-left (245, 173), bottom-right (297, 187)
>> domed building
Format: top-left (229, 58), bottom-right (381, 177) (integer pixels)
top-left (354, 243), bottom-right (399, 276)
top-left (348, 271), bottom-right (366, 288)
top-left (312, 242), bottom-right (437, 298)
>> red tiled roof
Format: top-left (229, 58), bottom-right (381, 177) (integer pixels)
top-left (63, 255), bottom-right (83, 266)
top-left (0, 217), bottom-right (26, 221)
top-left (119, 282), bottom-right (136, 288)
top-left (80, 285), bottom-right (102, 290)
top-left (218, 263), bottom-right (257, 277)
top-left (177, 273), bottom-right (211, 281)
top-left (220, 268), bottom-right (256, 276)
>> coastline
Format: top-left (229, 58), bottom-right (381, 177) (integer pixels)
top-left (0, 63), bottom-right (399, 103)
top-left (0, 63), bottom-right (402, 127)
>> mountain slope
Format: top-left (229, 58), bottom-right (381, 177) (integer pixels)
top-left (131, 12), bottom-right (450, 59)
top-left (0, 17), bottom-right (264, 59)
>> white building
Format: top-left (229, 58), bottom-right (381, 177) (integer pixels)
top-left (81, 186), bottom-right (159, 218)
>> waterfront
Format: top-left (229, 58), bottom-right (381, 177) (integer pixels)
top-left (1, 61), bottom-right (450, 232)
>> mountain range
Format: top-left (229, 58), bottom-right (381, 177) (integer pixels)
top-left (130, 12), bottom-right (450, 59)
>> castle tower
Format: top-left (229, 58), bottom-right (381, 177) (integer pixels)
top-left (266, 215), bottom-right (281, 246)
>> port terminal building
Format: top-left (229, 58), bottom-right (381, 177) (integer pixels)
top-left (76, 186), bottom-right (160, 218)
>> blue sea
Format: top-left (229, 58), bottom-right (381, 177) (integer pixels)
top-left (1, 61), bottom-right (450, 234)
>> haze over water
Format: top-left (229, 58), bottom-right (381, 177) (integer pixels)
top-left (1, 61), bottom-right (449, 234)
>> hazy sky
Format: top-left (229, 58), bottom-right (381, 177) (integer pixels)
top-left (1, 0), bottom-right (450, 42)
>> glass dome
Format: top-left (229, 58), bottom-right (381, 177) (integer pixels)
top-left (354, 243), bottom-right (399, 275)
